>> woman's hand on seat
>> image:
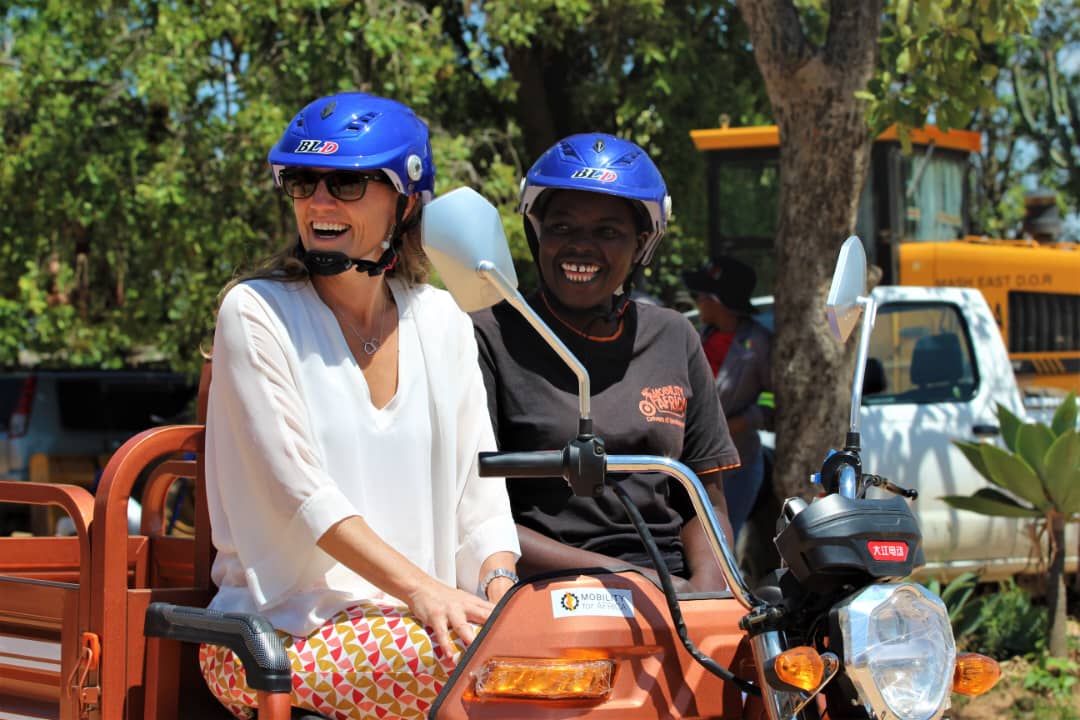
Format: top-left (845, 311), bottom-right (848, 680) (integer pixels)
top-left (406, 578), bottom-right (493, 657)
top-left (317, 516), bottom-right (492, 656)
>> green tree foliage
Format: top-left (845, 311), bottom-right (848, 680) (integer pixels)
top-left (1012, 0), bottom-right (1080, 210)
top-left (968, 99), bottom-right (1034, 239)
top-left (868, 0), bottom-right (1039, 139)
top-left (943, 392), bottom-right (1080, 657)
top-left (953, 1), bottom-right (1080, 241)
top-left (0, 1), bottom-right (769, 372)
top-left (0, 1), bottom-right (470, 372)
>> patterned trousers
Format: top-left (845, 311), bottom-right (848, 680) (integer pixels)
top-left (199, 601), bottom-right (465, 719)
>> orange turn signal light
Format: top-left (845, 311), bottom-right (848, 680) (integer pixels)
top-left (953, 653), bottom-right (1001, 696)
top-left (474, 657), bottom-right (614, 699)
top-left (773, 646), bottom-right (825, 691)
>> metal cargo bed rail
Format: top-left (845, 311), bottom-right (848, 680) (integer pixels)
top-left (0, 362), bottom-right (294, 720)
top-left (0, 481), bottom-right (94, 719)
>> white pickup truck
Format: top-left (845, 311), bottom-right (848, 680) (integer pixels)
top-left (857, 285), bottom-right (1077, 580)
top-left (754, 286), bottom-right (1078, 581)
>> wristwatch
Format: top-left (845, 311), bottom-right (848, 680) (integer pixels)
top-left (478, 568), bottom-right (519, 597)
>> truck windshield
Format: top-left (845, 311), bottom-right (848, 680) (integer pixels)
top-left (864, 302), bottom-right (979, 405)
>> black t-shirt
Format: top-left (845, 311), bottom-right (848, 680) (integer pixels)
top-left (472, 294), bottom-right (739, 575)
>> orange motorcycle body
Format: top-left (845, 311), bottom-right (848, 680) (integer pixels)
top-left (431, 568), bottom-right (767, 720)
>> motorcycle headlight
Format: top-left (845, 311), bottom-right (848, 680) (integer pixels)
top-left (835, 582), bottom-right (956, 720)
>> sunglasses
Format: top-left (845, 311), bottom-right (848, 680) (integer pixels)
top-left (278, 169), bottom-right (392, 201)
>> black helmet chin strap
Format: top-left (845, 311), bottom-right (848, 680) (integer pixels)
top-left (603, 262), bottom-right (642, 323)
top-left (302, 245), bottom-right (399, 277)
top-left (299, 195), bottom-right (412, 277)
top-left (609, 267), bottom-right (638, 320)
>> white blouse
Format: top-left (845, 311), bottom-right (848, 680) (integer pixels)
top-left (205, 277), bottom-right (519, 636)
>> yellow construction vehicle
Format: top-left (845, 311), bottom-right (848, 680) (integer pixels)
top-left (690, 124), bottom-right (1080, 395)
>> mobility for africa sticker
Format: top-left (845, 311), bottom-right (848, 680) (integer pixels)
top-left (551, 588), bottom-right (634, 618)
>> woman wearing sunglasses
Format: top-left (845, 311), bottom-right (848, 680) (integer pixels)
top-left (472, 134), bottom-right (739, 596)
top-left (199, 91), bottom-right (519, 720)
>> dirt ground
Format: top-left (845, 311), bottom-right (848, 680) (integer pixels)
top-left (948, 619), bottom-right (1080, 720)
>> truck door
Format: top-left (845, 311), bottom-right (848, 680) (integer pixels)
top-left (859, 287), bottom-right (1028, 578)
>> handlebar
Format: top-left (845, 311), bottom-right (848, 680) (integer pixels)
top-left (481, 437), bottom-right (608, 498)
top-left (607, 455), bottom-right (760, 611)
top-left (478, 446), bottom-right (761, 611)
top-left (145, 602), bottom-right (292, 693)
top-left (478, 450), bottom-right (565, 478)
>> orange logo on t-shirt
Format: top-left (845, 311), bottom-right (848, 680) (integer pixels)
top-left (638, 385), bottom-right (687, 427)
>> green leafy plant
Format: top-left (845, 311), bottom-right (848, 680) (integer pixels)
top-left (960, 579), bottom-right (1048, 659)
top-left (1023, 656), bottom-right (1079, 699)
top-left (923, 571), bottom-right (984, 638)
top-left (943, 392), bottom-right (1079, 657)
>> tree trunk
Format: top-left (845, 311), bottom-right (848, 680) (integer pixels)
top-left (1047, 512), bottom-right (1068, 658)
top-left (505, 45), bottom-right (559, 160)
top-left (736, 0), bottom-right (882, 500)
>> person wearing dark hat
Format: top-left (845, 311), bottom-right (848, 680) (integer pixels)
top-left (682, 257), bottom-right (773, 544)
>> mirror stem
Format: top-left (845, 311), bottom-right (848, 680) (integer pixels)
top-left (477, 261), bottom-right (592, 422)
top-left (848, 295), bottom-right (877, 436)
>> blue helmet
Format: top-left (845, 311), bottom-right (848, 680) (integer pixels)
top-left (518, 133), bottom-right (672, 265)
top-left (268, 92), bottom-right (435, 203)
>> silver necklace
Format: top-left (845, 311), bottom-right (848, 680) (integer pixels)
top-left (337, 286), bottom-right (389, 356)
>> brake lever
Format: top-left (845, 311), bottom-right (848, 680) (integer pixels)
top-left (860, 474), bottom-right (918, 499)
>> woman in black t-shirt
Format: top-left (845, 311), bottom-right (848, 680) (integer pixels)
top-left (472, 133), bottom-right (740, 592)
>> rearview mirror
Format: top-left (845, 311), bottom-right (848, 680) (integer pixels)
top-left (421, 187), bottom-right (518, 312)
top-left (825, 236), bottom-right (867, 343)
top-left (420, 186), bottom-right (593, 426)
top-left (823, 235), bottom-right (878, 457)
